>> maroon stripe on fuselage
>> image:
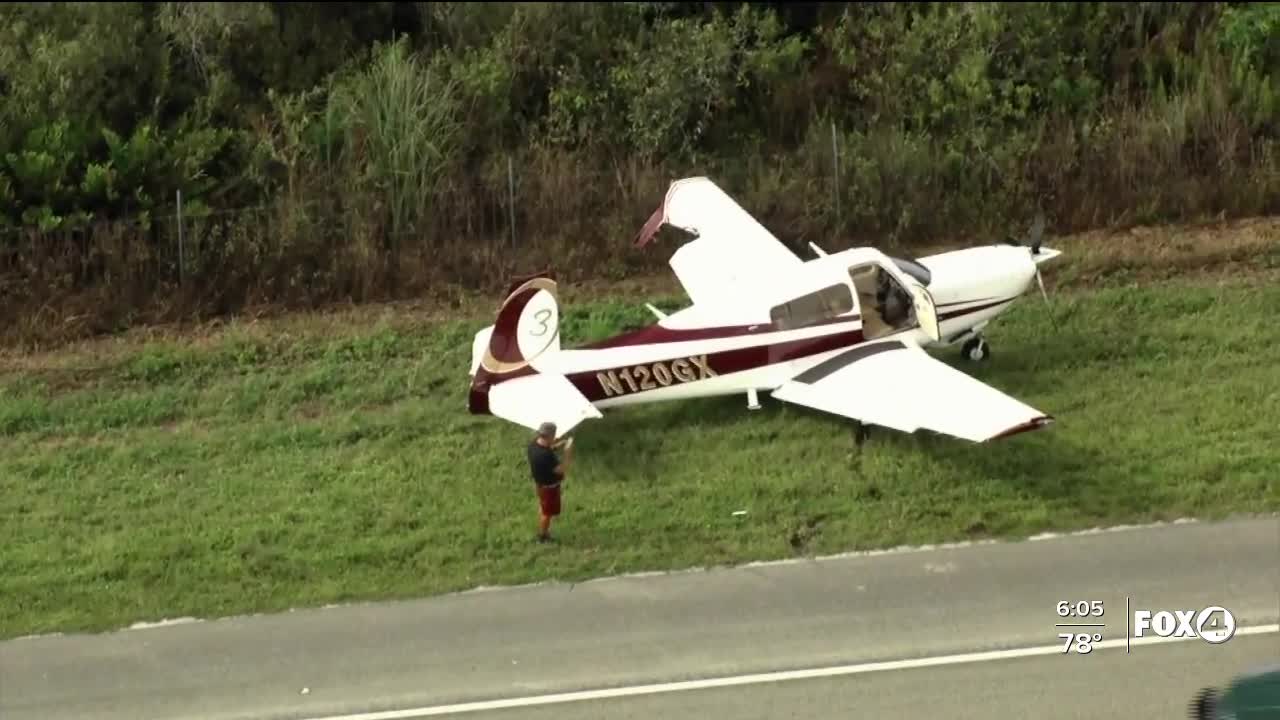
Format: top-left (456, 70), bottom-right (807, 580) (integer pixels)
top-left (566, 324), bottom-right (866, 403)
top-left (938, 296), bottom-right (1000, 309)
top-left (578, 314), bottom-right (858, 350)
top-left (938, 297), bottom-right (1015, 320)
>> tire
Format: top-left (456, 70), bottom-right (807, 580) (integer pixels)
top-left (962, 337), bottom-right (989, 362)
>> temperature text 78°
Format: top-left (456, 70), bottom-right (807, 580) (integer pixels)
top-left (1060, 632), bottom-right (1102, 654)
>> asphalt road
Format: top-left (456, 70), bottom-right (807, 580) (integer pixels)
top-left (456, 633), bottom-right (1280, 720)
top-left (2, 516), bottom-right (1277, 720)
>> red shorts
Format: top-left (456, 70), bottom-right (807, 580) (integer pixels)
top-left (536, 483), bottom-right (561, 516)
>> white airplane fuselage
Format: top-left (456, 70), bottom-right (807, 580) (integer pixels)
top-left (473, 243), bottom-right (1049, 413)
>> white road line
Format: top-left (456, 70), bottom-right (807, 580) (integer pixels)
top-left (296, 623), bottom-right (1280, 720)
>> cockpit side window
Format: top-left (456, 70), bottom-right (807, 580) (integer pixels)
top-left (769, 283), bottom-right (854, 330)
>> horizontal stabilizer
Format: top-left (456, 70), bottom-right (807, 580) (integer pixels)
top-left (487, 372), bottom-right (602, 438)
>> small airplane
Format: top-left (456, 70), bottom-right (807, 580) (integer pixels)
top-left (467, 177), bottom-right (1063, 444)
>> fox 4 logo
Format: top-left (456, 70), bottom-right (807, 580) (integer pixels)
top-left (1133, 606), bottom-right (1237, 644)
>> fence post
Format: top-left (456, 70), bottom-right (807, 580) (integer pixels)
top-left (507, 155), bottom-right (516, 249)
top-left (176, 189), bottom-right (184, 284)
top-left (831, 120), bottom-right (841, 233)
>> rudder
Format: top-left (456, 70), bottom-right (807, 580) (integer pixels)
top-left (470, 273), bottom-right (561, 380)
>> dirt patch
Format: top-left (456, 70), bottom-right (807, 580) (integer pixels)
top-left (293, 400), bottom-right (330, 420)
top-left (1049, 216), bottom-right (1280, 284)
top-left (28, 434), bottom-right (109, 451)
top-left (0, 363), bottom-right (114, 391)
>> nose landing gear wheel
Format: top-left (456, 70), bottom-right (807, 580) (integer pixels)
top-left (962, 336), bottom-right (990, 363)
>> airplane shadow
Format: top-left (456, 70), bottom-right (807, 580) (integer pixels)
top-left (832, 343), bottom-right (1109, 509)
top-left (791, 401), bottom-right (1104, 507)
top-left (570, 394), bottom-right (785, 484)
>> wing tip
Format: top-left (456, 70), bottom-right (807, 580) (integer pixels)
top-left (633, 203), bottom-right (668, 248)
top-left (986, 415), bottom-right (1055, 442)
top-left (633, 176), bottom-right (715, 248)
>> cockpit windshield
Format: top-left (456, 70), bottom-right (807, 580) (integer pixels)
top-left (889, 257), bottom-right (932, 286)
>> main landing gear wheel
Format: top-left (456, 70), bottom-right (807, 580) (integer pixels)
top-left (853, 421), bottom-right (871, 448)
top-left (962, 336), bottom-right (990, 363)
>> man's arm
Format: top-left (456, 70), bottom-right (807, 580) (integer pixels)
top-left (552, 439), bottom-right (574, 476)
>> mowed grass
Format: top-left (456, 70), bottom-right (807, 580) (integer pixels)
top-left (2, 276), bottom-right (1279, 639)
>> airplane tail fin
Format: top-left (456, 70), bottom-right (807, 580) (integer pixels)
top-left (469, 272), bottom-right (562, 381)
top-left (467, 273), bottom-right (601, 434)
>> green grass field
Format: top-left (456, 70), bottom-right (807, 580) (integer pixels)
top-left (3, 230), bottom-right (1280, 639)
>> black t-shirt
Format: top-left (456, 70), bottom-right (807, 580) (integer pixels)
top-left (527, 441), bottom-right (561, 486)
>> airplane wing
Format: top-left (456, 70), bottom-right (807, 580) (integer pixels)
top-left (770, 339), bottom-right (1053, 443)
top-left (633, 177), bottom-right (803, 311)
top-left (486, 372), bottom-right (603, 438)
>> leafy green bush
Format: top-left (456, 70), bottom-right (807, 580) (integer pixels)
top-left (0, 1), bottom-right (1276, 347)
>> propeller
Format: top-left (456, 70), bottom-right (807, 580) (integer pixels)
top-left (1003, 213), bottom-right (1052, 304)
top-left (1029, 213), bottom-right (1050, 304)
top-left (1035, 266), bottom-right (1049, 304)
top-left (1029, 213), bottom-right (1045, 255)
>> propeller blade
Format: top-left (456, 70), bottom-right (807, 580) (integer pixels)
top-left (1030, 213), bottom-right (1046, 255)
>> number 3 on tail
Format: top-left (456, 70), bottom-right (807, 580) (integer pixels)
top-left (529, 308), bottom-right (552, 337)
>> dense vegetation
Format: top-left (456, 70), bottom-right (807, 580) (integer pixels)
top-left (1, 2), bottom-right (1277, 346)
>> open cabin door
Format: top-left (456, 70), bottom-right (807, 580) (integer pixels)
top-left (907, 280), bottom-right (941, 343)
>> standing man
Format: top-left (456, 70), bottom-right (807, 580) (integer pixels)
top-left (527, 421), bottom-right (573, 543)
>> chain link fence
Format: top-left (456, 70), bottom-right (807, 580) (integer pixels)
top-left (0, 134), bottom-right (874, 347)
